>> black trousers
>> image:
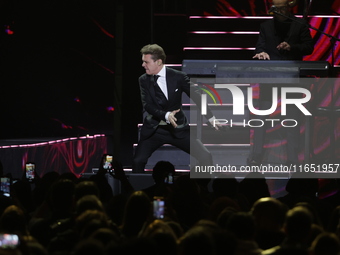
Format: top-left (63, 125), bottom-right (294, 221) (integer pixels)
top-left (132, 125), bottom-right (212, 173)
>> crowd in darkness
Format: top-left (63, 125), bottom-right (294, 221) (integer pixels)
top-left (1, 159), bottom-right (340, 255)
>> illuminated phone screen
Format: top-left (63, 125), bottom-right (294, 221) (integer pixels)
top-left (0, 177), bottom-right (10, 197)
top-left (103, 155), bottom-right (113, 172)
top-left (0, 234), bottom-right (19, 248)
top-left (25, 163), bottom-right (35, 180)
top-left (153, 197), bottom-right (165, 219)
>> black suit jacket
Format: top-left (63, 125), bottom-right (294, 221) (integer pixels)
top-left (255, 14), bottom-right (314, 60)
top-left (139, 67), bottom-right (213, 140)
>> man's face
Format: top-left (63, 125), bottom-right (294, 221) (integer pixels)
top-left (272, 0), bottom-right (290, 21)
top-left (142, 54), bottom-right (162, 75)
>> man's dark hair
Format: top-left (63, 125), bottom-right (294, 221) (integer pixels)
top-left (140, 44), bottom-right (166, 64)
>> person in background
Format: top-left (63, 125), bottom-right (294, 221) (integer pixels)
top-left (249, 0), bottom-right (314, 165)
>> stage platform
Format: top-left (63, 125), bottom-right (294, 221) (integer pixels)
top-left (0, 134), bottom-right (290, 198)
top-left (0, 134), bottom-right (109, 179)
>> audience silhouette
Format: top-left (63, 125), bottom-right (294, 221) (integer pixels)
top-left (251, 197), bottom-right (288, 250)
top-left (0, 159), bottom-right (339, 255)
top-left (142, 160), bottom-right (176, 200)
top-left (261, 205), bottom-right (313, 255)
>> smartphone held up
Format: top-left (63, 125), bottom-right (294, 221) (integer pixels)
top-left (102, 154), bottom-right (114, 173)
top-left (153, 196), bottom-right (165, 219)
top-left (25, 162), bottom-right (35, 182)
top-left (0, 177), bottom-right (11, 197)
top-left (0, 234), bottom-right (20, 249)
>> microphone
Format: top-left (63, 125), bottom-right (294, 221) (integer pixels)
top-left (268, 5), bottom-right (277, 15)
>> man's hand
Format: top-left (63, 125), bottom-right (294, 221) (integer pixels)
top-left (253, 52), bottom-right (270, 60)
top-left (169, 109), bottom-right (180, 128)
top-left (277, 41), bottom-right (291, 51)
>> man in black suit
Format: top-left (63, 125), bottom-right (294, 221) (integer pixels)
top-left (249, 0), bottom-right (314, 165)
top-left (132, 44), bottom-right (218, 173)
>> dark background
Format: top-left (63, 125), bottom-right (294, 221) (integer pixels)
top-left (0, 0), bottom-right (339, 167)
